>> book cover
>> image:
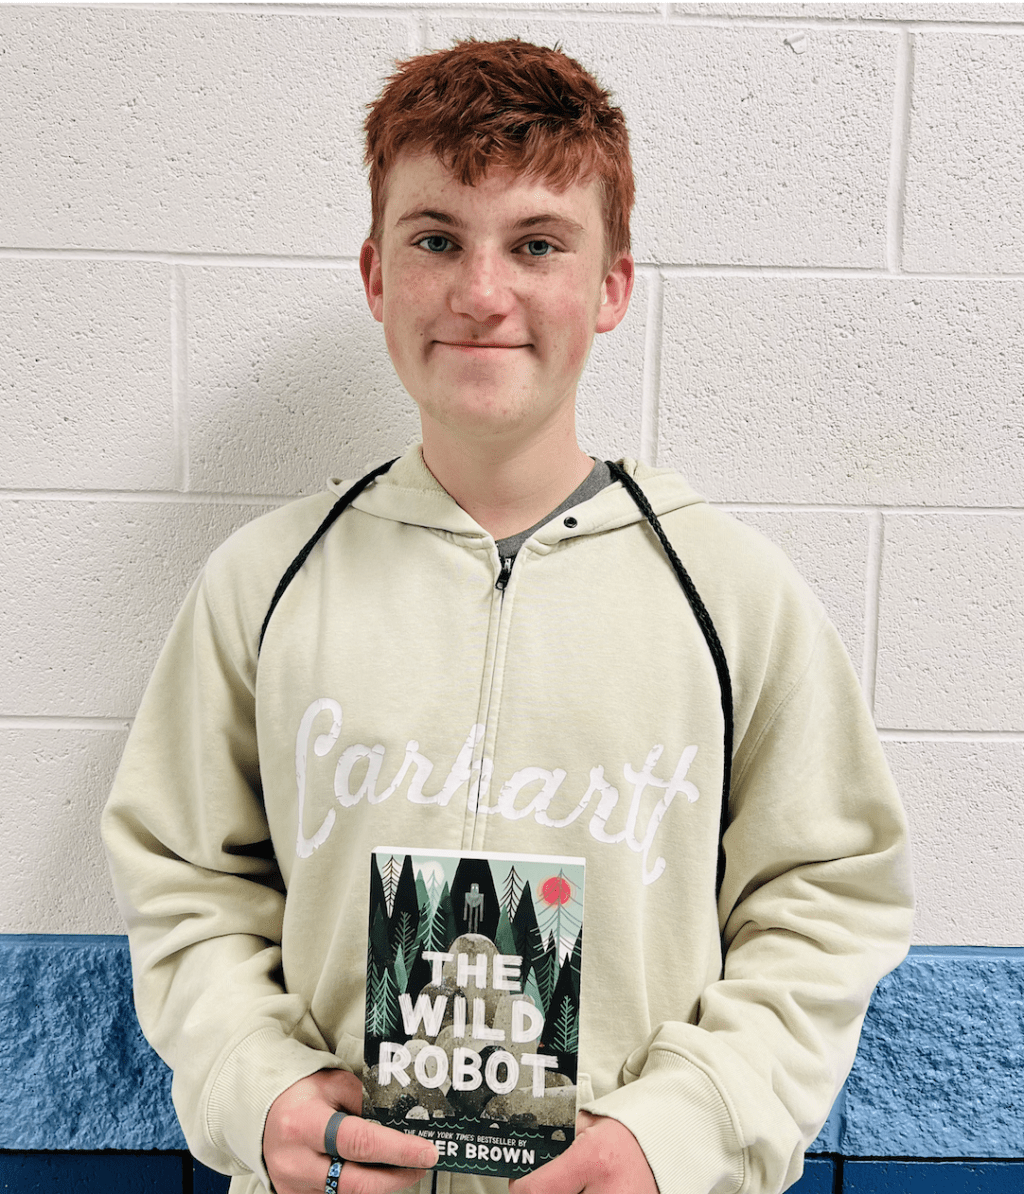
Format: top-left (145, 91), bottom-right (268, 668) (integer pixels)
top-left (362, 846), bottom-right (585, 1179)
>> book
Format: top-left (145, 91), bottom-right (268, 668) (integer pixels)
top-left (362, 846), bottom-right (585, 1179)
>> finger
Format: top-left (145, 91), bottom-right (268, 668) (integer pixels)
top-left (335, 1114), bottom-right (438, 1171)
top-left (332, 1158), bottom-right (431, 1194)
top-left (508, 1147), bottom-right (585, 1194)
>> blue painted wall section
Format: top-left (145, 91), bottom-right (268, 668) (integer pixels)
top-left (839, 951), bottom-right (1024, 1157)
top-left (0, 936), bottom-right (185, 1151)
top-left (0, 1152), bottom-right (187, 1193)
top-left (844, 1161), bottom-right (1024, 1193)
top-left (3, 938), bottom-right (1023, 1169)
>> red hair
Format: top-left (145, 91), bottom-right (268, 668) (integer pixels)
top-left (364, 38), bottom-right (634, 261)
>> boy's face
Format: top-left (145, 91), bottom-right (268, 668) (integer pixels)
top-left (360, 152), bottom-right (633, 449)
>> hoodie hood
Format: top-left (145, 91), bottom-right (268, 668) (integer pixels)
top-left (333, 444), bottom-right (706, 542)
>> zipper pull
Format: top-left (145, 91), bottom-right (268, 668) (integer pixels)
top-left (495, 555), bottom-right (514, 591)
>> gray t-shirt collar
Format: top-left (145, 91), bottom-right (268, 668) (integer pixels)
top-left (495, 459), bottom-right (613, 561)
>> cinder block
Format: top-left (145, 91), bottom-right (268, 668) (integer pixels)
top-left (0, 936), bottom-right (183, 1150)
top-left (788, 1158), bottom-right (834, 1194)
top-left (0, 261), bottom-right (172, 490)
top-left (672, 3), bottom-right (1024, 18)
top-left (844, 1160), bottom-right (1024, 1193)
top-left (905, 34), bottom-right (1024, 273)
top-left (842, 953), bottom-right (1024, 1156)
top-left (578, 270), bottom-right (648, 460)
top-left (875, 515), bottom-right (1024, 731)
top-left (0, 1152), bottom-right (186, 1193)
top-left (723, 509), bottom-right (870, 673)
top-left (427, 17), bottom-right (895, 267)
top-left (885, 740), bottom-right (1024, 946)
top-left (659, 277), bottom-right (1024, 505)
top-left (0, 9), bottom-right (412, 255)
top-left (2, 728), bottom-right (128, 935)
top-left (185, 266), bottom-right (420, 496)
top-left (0, 499), bottom-right (277, 718)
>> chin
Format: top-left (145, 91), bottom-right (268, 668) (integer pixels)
top-left (417, 388), bottom-right (536, 436)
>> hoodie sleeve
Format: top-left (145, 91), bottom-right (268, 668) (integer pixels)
top-left (584, 613), bottom-right (914, 1194)
top-left (101, 559), bottom-right (344, 1186)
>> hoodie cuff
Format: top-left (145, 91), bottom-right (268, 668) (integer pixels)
top-left (583, 1047), bottom-right (744, 1194)
top-left (197, 1026), bottom-right (346, 1191)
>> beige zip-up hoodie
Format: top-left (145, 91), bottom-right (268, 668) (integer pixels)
top-left (103, 446), bottom-right (913, 1194)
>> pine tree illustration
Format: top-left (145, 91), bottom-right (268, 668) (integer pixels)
top-left (501, 865), bottom-right (524, 920)
top-left (495, 905), bottom-right (518, 961)
top-left (535, 934), bottom-right (558, 1012)
top-left (426, 882), bottom-right (457, 954)
top-left (380, 855), bottom-right (401, 917)
top-left (512, 879), bottom-right (543, 987)
top-left (414, 872), bottom-right (431, 919)
top-left (536, 869), bottom-right (582, 962)
top-left (423, 868), bottom-right (443, 908)
top-left (367, 964), bottom-right (399, 1040)
top-left (392, 910), bottom-right (419, 993)
top-left (550, 994), bottom-right (579, 1055)
top-left (541, 953), bottom-right (581, 1081)
top-left (569, 926), bottom-right (583, 1001)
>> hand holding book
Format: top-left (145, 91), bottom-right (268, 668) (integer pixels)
top-left (263, 1069), bottom-right (437, 1194)
top-left (508, 1111), bottom-right (658, 1194)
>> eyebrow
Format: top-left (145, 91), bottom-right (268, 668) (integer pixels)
top-left (395, 209), bottom-right (586, 237)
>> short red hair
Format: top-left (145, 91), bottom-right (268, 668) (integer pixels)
top-left (364, 38), bottom-right (634, 261)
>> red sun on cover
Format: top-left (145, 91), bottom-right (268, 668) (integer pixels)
top-left (539, 875), bottom-right (573, 906)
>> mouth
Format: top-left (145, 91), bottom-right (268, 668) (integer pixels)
top-left (435, 340), bottom-right (530, 350)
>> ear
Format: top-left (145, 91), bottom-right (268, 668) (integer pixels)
top-left (596, 252), bottom-right (634, 334)
top-left (360, 238), bottom-right (384, 324)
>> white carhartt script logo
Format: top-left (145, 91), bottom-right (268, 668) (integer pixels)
top-left (294, 698), bottom-right (700, 884)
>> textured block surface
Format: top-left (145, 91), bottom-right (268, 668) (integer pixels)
top-left (673, 3), bottom-right (1024, 16)
top-left (841, 953), bottom-right (1024, 1156)
top-left (185, 265), bottom-right (418, 496)
top-left (0, 9), bottom-right (411, 255)
top-left (0, 1152), bottom-right (185, 1193)
top-left (427, 17), bottom-right (895, 267)
top-left (1, 728), bottom-right (128, 934)
top-left (0, 937), bottom-right (184, 1149)
top-left (874, 515), bottom-right (1024, 731)
top-left (885, 742), bottom-right (1024, 947)
top-left (576, 270), bottom-right (648, 462)
top-left (844, 1160), bottom-right (1024, 1193)
top-left (0, 499), bottom-right (276, 718)
top-left (905, 34), bottom-right (1024, 273)
top-left (725, 509), bottom-right (870, 673)
top-left (659, 278), bottom-right (1024, 505)
top-left (0, 261), bottom-right (173, 490)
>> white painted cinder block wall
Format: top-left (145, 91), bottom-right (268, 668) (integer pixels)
top-left (2, 3), bottom-right (1021, 946)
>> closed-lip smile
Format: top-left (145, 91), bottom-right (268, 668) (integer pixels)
top-left (436, 340), bottom-right (529, 349)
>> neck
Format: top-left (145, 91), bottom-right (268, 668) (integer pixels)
top-left (420, 420), bottom-right (594, 541)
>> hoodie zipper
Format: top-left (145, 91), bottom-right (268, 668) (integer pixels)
top-left (495, 554), bottom-right (515, 591)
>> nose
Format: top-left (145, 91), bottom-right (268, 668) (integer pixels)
top-left (448, 246), bottom-right (514, 324)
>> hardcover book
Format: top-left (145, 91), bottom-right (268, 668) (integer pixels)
top-left (362, 846), bottom-right (585, 1179)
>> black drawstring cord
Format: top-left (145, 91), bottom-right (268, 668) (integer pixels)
top-left (257, 458), bottom-right (398, 656)
top-left (606, 461), bottom-right (734, 901)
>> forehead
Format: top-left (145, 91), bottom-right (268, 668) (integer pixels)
top-left (380, 151), bottom-right (604, 236)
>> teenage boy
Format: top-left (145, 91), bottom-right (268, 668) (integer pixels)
top-left (103, 39), bottom-right (913, 1194)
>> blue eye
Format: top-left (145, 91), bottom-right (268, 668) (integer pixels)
top-left (418, 235), bottom-right (453, 253)
top-left (524, 240), bottom-right (552, 257)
